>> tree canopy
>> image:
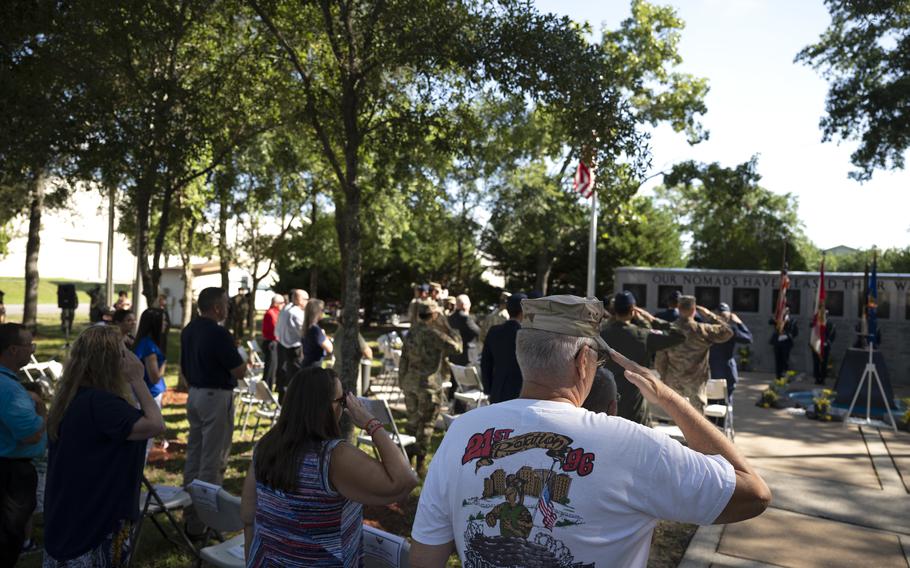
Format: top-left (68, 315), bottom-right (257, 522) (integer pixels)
top-left (796, 0), bottom-right (910, 181)
top-left (659, 157), bottom-right (813, 271)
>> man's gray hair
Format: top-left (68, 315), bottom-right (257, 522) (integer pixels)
top-left (516, 328), bottom-right (598, 381)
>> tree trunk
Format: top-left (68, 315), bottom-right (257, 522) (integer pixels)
top-left (248, 274), bottom-right (261, 338)
top-left (309, 192), bottom-right (318, 297)
top-left (335, 193), bottom-right (362, 438)
top-left (176, 260), bottom-right (193, 391)
top-left (535, 251), bottom-right (554, 296)
top-left (149, 183), bottom-right (177, 304)
top-left (219, 184), bottom-right (230, 291)
top-left (136, 193), bottom-right (154, 307)
top-left (22, 172), bottom-right (45, 332)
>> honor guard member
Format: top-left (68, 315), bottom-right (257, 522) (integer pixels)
top-left (479, 291), bottom-right (511, 344)
top-left (662, 296), bottom-right (734, 413)
top-left (229, 287), bottom-right (252, 339)
top-left (399, 299), bottom-right (462, 475)
top-left (601, 291), bottom-right (684, 424)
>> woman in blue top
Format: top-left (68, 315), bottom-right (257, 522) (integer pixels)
top-left (133, 308), bottom-right (167, 407)
top-left (301, 299), bottom-right (333, 368)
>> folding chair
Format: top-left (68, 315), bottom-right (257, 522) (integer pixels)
top-left (355, 397), bottom-right (415, 460)
top-left (130, 476), bottom-right (198, 566)
top-left (186, 480), bottom-right (245, 568)
top-left (704, 378), bottom-right (734, 439)
top-left (249, 380), bottom-right (281, 441)
top-left (650, 402), bottom-right (687, 445)
top-left (246, 340), bottom-right (265, 370)
top-left (363, 524), bottom-right (410, 568)
top-left (451, 364), bottom-right (488, 411)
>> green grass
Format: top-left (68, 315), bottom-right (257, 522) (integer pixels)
top-left (0, 276), bottom-right (130, 306)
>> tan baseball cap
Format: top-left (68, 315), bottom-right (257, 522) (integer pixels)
top-left (415, 299), bottom-right (440, 316)
top-left (520, 294), bottom-right (611, 352)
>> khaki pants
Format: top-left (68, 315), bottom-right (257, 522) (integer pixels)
top-left (183, 387), bottom-right (234, 534)
top-left (403, 387), bottom-right (442, 457)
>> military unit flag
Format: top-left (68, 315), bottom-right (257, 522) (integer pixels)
top-left (810, 257), bottom-right (826, 357)
top-left (774, 264), bottom-right (790, 334)
top-left (574, 160), bottom-right (595, 198)
top-left (867, 252), bottom-right (878, 344)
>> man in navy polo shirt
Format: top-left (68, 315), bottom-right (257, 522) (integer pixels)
top-left (181, 287), bottom-right (245, 536)
top-left (0, 323), bottom-right (46, 566)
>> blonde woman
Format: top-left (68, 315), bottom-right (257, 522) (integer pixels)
top-left (42, 326), bottom-right (165, 567)
top-left (301, 298), bottom-right (333, 368)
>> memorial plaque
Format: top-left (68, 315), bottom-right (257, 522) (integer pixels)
top-left (732, 287), bottom-right (760, 313)
top-left (695, 286), bottom-right (720, 310)
top-left (657, 285), bottom-right (683, 308)
top-left (826, 290), bottom-right (844, 317)
top-left (622, 283), bottom-right (647, 307)
top-left (772, 289), bottom-right (801, 314)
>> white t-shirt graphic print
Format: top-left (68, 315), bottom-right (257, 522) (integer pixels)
top-left (413, 399), bottom-right (735, 568)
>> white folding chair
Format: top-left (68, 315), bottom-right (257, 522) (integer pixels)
top-left (130, 477), bottom-right (198, 565)
top-left (249, 380), bottom-right (281, 441)
top-left (704, 378), bottom-right (734, 439)
top-left (451, 364), bottom-right (488, 411)
top-left (363, 524), bottom-right (410, 568)
top-left (186, 480), bottom-right (245, 568)
top-left (650, 402), bottom-right (687, 445)
top-left (355, 397), bottom-right (415, 460)
top-left (246, 340), bottom-right (265, 370)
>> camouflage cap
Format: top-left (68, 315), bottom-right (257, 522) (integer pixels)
top-left (415, 299), bottom-right (440, 316)
top-left (678, 295), bottom-right (696, 310)
top-left (520, 294), bottom-right (610, 352)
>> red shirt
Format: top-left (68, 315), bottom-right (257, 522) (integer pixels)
top-left (262, 306), bottom-right (280, 341)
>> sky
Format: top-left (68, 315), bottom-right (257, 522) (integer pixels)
top-left (534, 0), bottom-right (909, 251)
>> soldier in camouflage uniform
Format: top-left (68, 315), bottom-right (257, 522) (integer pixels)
top-left (478, 291), bottom-right (511, 344)
top-left (229, 287), bottom-right (252, 339)
top-left (661, 295), bottom-right (733, 413)
top-left (399, 299), bottom-right (462, 474)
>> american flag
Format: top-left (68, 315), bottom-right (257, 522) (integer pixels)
top-left (574, 161), bottom-right (595, 198)
top-left (774, 265), bottom-right (790, 334)
top-left (538, 483), bottom-right (556, 530)
top-left (810, 257), bottom-right (826, 357)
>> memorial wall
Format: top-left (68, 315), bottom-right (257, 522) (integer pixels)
top-left (613, 267), bottom-right (910, 386)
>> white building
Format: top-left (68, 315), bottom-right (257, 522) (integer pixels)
top-left (0, 188), bottom-right (136, 284)
top-left (0, 188), bottom-right (281, 319)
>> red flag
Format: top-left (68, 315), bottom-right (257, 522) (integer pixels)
top-left (810, 257), bottom-right (826, 357)
top-left (573, 161), bottom-right (595, 198)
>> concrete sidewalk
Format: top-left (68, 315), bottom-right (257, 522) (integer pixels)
top-left (680, 372), bottom-right (910, 568)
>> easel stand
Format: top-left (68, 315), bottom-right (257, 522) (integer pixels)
top-left (843, 344), bottom-right (897, 433)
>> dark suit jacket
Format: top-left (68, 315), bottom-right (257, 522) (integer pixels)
top-left (709, 321), bottom-right (753, 384)
top-left (480, 320), bottom-right (523, 403)
top-left (448, 310), bottom-right (480, 366)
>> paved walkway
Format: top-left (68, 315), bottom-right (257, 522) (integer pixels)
top-left (680, 372), bottom-right (910, 568)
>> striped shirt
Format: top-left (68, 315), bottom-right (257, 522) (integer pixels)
top-left (248, 439), bottom-right (363, 567)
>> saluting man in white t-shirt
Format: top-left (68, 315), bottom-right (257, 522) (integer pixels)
top-left (411, 294), bottom-right (771, 568)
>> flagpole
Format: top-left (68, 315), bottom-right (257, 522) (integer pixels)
top-left (586, 189), bottom-right (597, 299)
